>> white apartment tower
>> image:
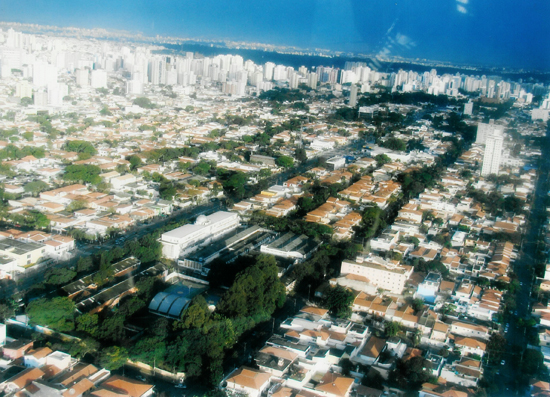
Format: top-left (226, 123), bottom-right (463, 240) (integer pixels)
top-left (263, 62), bottom-right (275, 81)
top-left (349, 85), bottom-right (358, 107)
top-left (476, 120), bottom-right (504, 144)
top-left (463, 100), bottom-right (473, 116)
top-left (307, 72), bottom-right (318, 90)
top-left (91, 69), bottom-right (107, 89)
top-left (75, 68), bottom-right (89, 87)
top-left (481, 132), bottom-right (504, 176)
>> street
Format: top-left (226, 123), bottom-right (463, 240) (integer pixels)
top-left (501, 131), bottom-right (550, 393)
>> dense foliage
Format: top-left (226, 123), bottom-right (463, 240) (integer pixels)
top-left (0, 144), bottom-right (45, 160)
top-left (27, 297), bottom-right (76, 332)
top-left (324, 285), bottom-right (354, 318)
top-left (63, 164), bottom-right (102, 185)
top-left (63, 140), bottom-right (97, 155)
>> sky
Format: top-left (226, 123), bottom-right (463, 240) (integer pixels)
top-left (0, 0), bottom-right (549, 70)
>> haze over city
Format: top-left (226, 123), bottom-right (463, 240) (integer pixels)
top-left (0, 0), bottom-right (549, 69)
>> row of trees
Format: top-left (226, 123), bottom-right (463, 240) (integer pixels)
top-left (0, 144), bottom-right (45, 160)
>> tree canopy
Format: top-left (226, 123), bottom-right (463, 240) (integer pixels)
top-left (276, 156), bottom-right (295, 168)
top-left (27, 297), bottom-right (75, 332)
top-left (324, 285), bottom-right (354, 318)
top-left (217, 254), bottom-right (286, 318)
top-left (63, 164), bottom-right (102, 185)
top-left (63, 140), bottom-right (97, 155)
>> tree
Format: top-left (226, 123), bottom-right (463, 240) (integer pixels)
top-left (133, 97), bottom-right (155, 109)
top-left (63, 164), bottom-right (102, 185)
top-left (360, 205), bottom-right (386, 238)
top-left (217, 254), bottom-right (285, 318)
top-left (221, 172), bottom-right (247, 199)
top-left (76, 313), bottom-right (99, 337)
top-left (0, 299), bottom-right (17, 321)
top-left (66, 199), bottom-right (88, 212)
top-left (381, 137), bottom-right (406, 151)
top-left (63, 140), bottom-right (97, 156)
top-left (23, 180), bottom-right (49, 196)
top-left (44, 267), bottom-right (77, 285)
top-left (375, 154), bottom-right (391, 167)
top-left (295, 147), bottom-right (307, 162)
top-left (27, 297), bottom-right (75, 332)
top-left (98, 346), bottom-right (128, 370)
top-left (180, 296), bottom-right (211, 329)
top-left (259, 168), bottom-right (272, 179)
top-left (385, 321), bottom-right (401, 337)
top-left (276, 156), bottom-right (294, 168)
top-left (324, 285), bottom-right (354, 318)
top-left (193, 161), bottom-right (212, 176)
top-left (127, 155), bottom-right (143, 171)
top-left (390, 356), bottom-right (432, 391)
top-left (116, 164), bottom-right (129, 175)
top-left (69, 338), bottom-right (100, 359)
top-left (20, 97), bottom-right (33, 107)
top-left (9, 210), bottom-right (50, 229)
top-left (159, 182), bottom-right (177, 200)
top-left (486, 334), bottom-right (507, 364)
top-left (522, 349), bottom-right (544, 376)
top-left (130, 336), bottom-right (166, 367)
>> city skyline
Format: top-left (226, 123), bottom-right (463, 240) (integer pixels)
top-left (0, 0), bottom-right (549, 70)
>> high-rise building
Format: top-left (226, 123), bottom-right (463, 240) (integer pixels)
top-left (476, 120), bottom-right (504, 144)
top-left (15, 81), bottom-right (33, 98)
top-left (90, 69), bottom-right (107, 89)
top-left (532, 93), bottom-right (550, 122)
top-left (349, 85), bottom-right (358, 107)
top-left (263, 62), bottom-right (275, 81)
top-left (32, 60), bottom-right (57, 87)
top-left (289, 72), bottom-right (299, 89)
top-left (463, 100), bottom-right (473, 116)
top-left (75, 68), bottom-right (89, 86)
top-left (307, 73), bottom-right (318, 90)
top-left (481, 132), bottom-right (504, 176)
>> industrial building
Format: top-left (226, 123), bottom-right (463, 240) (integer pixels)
top-left (178, 225), bottom-right (276, 274)
top-left (260, 232), bottom-right (320, 262)
top-left (148, 281), bottom-right (208, 319)
top-left (160, 211), bottom-right (240, 260)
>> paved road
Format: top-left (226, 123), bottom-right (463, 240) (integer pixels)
top-left (501, 131), bottom-right (550, 394)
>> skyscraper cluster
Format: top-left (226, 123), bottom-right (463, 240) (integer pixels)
top-left (0, 27), bottom-right (545, 107)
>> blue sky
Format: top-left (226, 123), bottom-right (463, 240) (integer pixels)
top-left (0, 0), bottom-right (549, 69)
